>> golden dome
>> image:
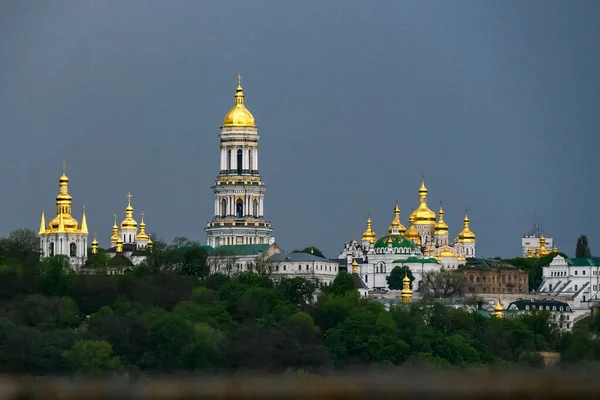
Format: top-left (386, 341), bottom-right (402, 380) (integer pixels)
top-left (434, 206), bottom-right (449, 235)
top-left (458, 213), bottom-right (476, 243)
top-left (46, 163), bottom-right (84, 233)
top-left (91, 233), bottom-right (99, 254)
top-left (120, 192), bottom-right (138, 230)
top-left (136, 211), bottom-right (150, 241)
top-left (405, 213), bottom-right (420, 243)
top-left (391, 204), bottom-right (407, 234)
top-left (361, 218), bottom-right (377, 245)
top-left (116, 236), bottom-right (124, 253)
top-left (110, 213), bottom-right (120, 243)
top-left (411, 178), bottom-right (436, 225)
top-left (351, 259), bottom-right (359, 274)
top-left (439, 248), bottom-right (456, 257)
top-left (403, 274), bottom-right (410, 284)
top-left (527, 247), bottom-right (533, 258)
top-left (552, 245), bottom-right (558, 253)
top-left (494, 299), bottom-right (503, 318)
top-left (457, 255), bottom-right (466, 262)
top-left (388, 225), bottom-right (393, 234)
top-left (223, 75), bottom-right (256, 128)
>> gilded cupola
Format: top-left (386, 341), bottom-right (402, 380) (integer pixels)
top-left (458, 213), bottom-right (476, 243)
top-left (434, 205), bottom-right (449, 236)
top-left (404, 213), bottom-right (421, 244)
top-left (361, 218), bottom-right (377, 245)
top-left (136, 211), bottom-right (150, 242)
top-left (91, 233), bottom-right (99, 254)
top-left (223, 74), bottom-right (256, 128)
top-left (410, 178), bottom-right (436, 226)
top-left (120, 192), bottom-right (138, 230)
top-left (46, 162), bottom-right (84, 234)
top-left (494, 299), bottom-right (503, 318)
top-left (110, 213), bottom-right (120, 244)
top-left (391, 204), bottom-right (407, 234)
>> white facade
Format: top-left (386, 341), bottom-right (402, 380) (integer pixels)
top-left (268, 253), bottom-right (340, 285)
top-left (38, 167), bottom-right (89, 268)
top-left (205, 80), bottom-right (275, 247)
top-left (538, 255), bottom-right (600, 304)
top-left (339, 239), bottom-right (442, 291)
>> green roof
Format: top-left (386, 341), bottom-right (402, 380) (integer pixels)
top-left (393, 256), bottom-right (439, 264)
top-left (373, 235), bottom-right (417, 250)
top-left (567, 257), bottom-right (600, 267)
top-left (211, 244), bottom-right (271, 256)
top-left (464, 258), bottom-right (519, 271)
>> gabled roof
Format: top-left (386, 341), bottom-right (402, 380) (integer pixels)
top-left (211, 244), bottom-right (272, 256)
top-left (352, 273), bottom-right (369, 289)
top-left (108, 254), bottom-right (134, 268)
top-left (567, 257), bottom-right (600, 267)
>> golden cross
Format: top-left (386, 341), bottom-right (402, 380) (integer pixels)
top-left (93, 232), bottom-right (97, 239)
top-left (62, 161), bottom-right (67, 175)
top-left (127, 192), bottom-right (132, 204)
top-left (421, 172), bottom-right (424, 182)
top-left (140, 210), bottom-right (145, 221)
top-left (113, 213), bottom-right (117, 224)
top-left (237, 73), bottom-right (241, 85)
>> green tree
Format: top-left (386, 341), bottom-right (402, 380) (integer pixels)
top-left (62, 340), bottom-right (121, 377)
top-left (386, 266), bottom-right (414, 290)
top-left (328, 271), bottom-right (356, 296)
top-left (35, 255), bottom-right (75, 297)
top-left (576, 235), bottom-right (592, 258)
top-left (277, 277), bottom-right (317, 310)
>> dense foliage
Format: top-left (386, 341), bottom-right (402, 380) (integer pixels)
top-left (0, 229), bottom-right (598, 378)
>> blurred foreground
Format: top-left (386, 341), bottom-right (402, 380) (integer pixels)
top-left (0, 367), bottom-right (599, 399)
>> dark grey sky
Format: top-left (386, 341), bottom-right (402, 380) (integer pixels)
top-left (1, 1), bottom-right (598, 258)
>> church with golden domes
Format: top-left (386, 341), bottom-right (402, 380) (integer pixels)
top-left (105, 192), bottom-right (153, 266)
top-left (38, 163), bottom-right (89, 267)
top-left (205, 76), bottom-right (275, 247)
top-left (339, 177), bottom-right (476, 291)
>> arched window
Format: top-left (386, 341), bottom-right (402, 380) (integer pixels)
top-left (69, 242), bottom-right (77, 257)
top-left (129, 234), bottom-right (132, 243)
top-left (236, 200), bottom-right (243, 218)
top-left (237, 149), bottom-right (243, 175)
top-left (227, 149), bottom-right (232, 170)
top-left (220, 199), bottom-right (227, 217)
top-left (253, 199), bottom-right (258, 217)
top-left (49, 242), bottom-right (55, 256)
top-left (249, 149), bottom-right (253, 171)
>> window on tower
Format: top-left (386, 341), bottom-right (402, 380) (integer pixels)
top-left (253, 199), bottom-right (258, 217)
top-left (69, 242), bottom-right (77, 257)
top-left (249, 149), bottom-right (253, 171)
top-left (237, 149), bottom-right (243, 174)
top-left (227, 149), bottom-right (232, 171)
top-left (236, 201), bottom-right (243, 218)
top-left (220, 199), bottom-right (227, 217)
top-left (49, 242), bottom-right (54, 256)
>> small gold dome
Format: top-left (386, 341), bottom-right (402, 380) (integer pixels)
top-left (434, 206), bottom-right (449, 235)
top-left (391, 205), bottom-right (407, 234)
top-left (136, 212), bottom-right (150, 241)
top-left (457, 255), bottom-right (466, 262)
top-left (439, 248), bottom-right (456, 258)
top-left (361, 218), bottom-right (377, 245)
top-left (120, 192), bottom-right (138, 230)
top-left (494, 299), bottom-right (503, 312)
top-left (458, 214), bottom-right (476, 243)
top-left (110, 213), bottom-right (120, 243)
top-left (405, 213), bottom-right (420, 243)
top-left (223, 75), bottom-right (256, 128)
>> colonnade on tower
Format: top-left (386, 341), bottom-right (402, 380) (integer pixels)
top-left (205, 75), bottom-right (275, 248)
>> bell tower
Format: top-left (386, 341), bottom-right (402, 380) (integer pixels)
top-left (205, 76), bottom-right (275, 247)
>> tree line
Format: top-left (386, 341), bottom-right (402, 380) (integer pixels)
top-left (0, 229), bottom-right (598, 377)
